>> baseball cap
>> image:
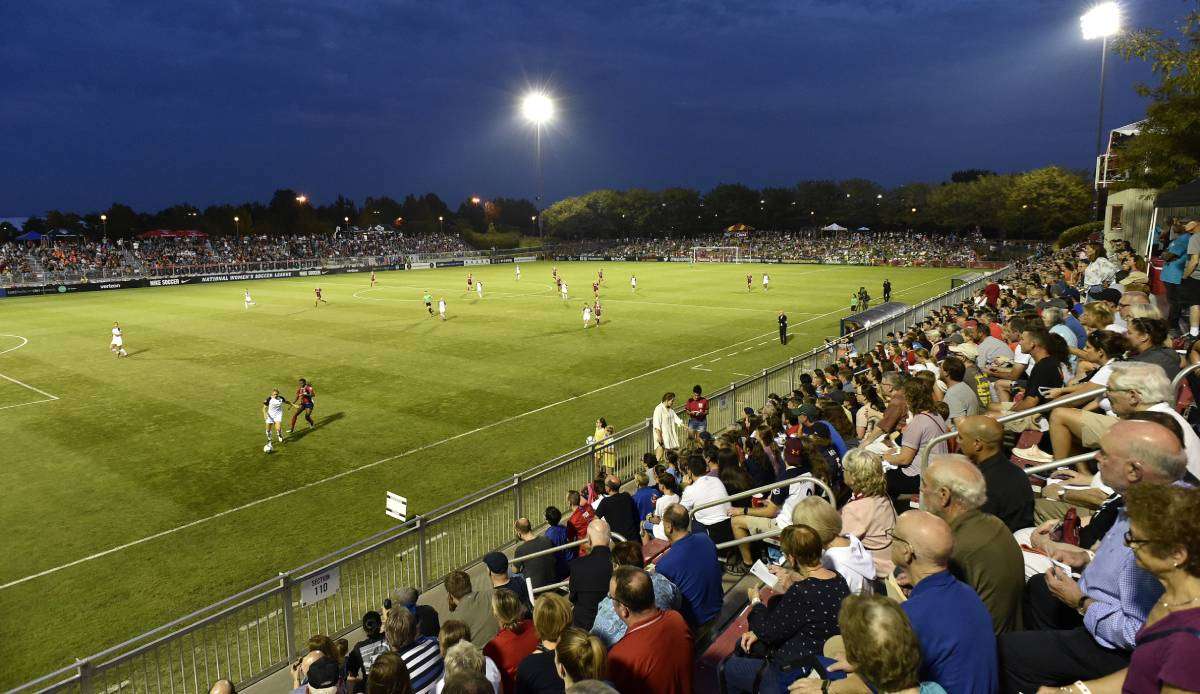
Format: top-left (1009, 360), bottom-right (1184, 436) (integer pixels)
top-left (305, 658), bottom-right (340, 690)
top-left (794, 403), bottom-right (820, 420)
top-left (1096, 288), bottom-right (1123, 305)
top-left (743, 407), bottom-right (755, 416)
top-left (949, 342), bottom-right (980, 360)
top-left (483, 551), bottom-right (509, 575)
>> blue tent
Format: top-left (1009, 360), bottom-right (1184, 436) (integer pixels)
top-left (15, 231), bottom-right (42, 241)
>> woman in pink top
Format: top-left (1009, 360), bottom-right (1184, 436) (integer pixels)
top-left (839, 448), bottom-right (897, 579)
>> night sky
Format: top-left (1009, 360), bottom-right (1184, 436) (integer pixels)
top-left (0, 0), bottom-right (1184, 215)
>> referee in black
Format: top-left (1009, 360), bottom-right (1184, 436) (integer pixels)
top-left (778, 310), bottom-right (788, 345)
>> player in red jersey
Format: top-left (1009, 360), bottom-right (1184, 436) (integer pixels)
top-left (592, 299), bottom-right (602, 325)
top-left (289, 378), bottom-right (316, 433)
top-left (592, 280), bottom-right (600, 298)
top-left (370, 271), bottom-right (377, 287)
top-left (314, 287), bottom-right (327, 306)
top-left (466, 273), bottom-right (473, 292)
top-left (746, 273), bottom-right (753, 291)
top-left (597, 268), bottom-right (604, 285)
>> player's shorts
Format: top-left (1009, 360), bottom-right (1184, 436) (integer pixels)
top-left (111, 337), bottom-right (123, 347)
top-left (298, 401), bottom-right (314, 411)
top-left (265, 412), bottom-right (282, 424)
top-left (425, 302), bottom-right (432, 307)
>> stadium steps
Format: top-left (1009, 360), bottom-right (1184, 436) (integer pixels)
top-left (121, 247), bottom-right (145, 273)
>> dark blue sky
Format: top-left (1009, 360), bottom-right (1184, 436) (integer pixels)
top-left (0, 0), bottom-right (1184, 215)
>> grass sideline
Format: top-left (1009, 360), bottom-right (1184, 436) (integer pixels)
top-left (0, 261), bottom-right (966, 687)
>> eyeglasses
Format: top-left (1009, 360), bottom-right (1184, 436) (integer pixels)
top-left (1124, 530), bottom-right (1155, 548)
top-left (885, 528), bottom-right (911, 547)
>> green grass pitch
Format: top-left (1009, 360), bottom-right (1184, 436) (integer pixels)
top-left (0, 260), bottom-right (966, 686)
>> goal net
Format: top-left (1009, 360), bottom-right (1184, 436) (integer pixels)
top-left (691, 246), bottom-right (741, 264)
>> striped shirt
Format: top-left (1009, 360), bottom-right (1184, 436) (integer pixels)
top-left (397, 636), bottom-right (444, 694)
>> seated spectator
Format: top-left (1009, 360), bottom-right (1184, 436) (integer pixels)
top-left (441, 672), bottom-right (491, 694)
top-left (955, 416), bottom-right (1034, 532)
top-left (789, 594), bottom-right (948, 693)
top-left (884, 379), bottom-right (949, 501)
top-left (999, 420), bottom-right (1186, 692)
top-left (438, 643), bottom-right (492, 694)
top-left (1064, 483), bottom-right (1200, 693)
top-left (366, 652), bottom-right (413, 694)
top-left (568, 518), bottom-right (613, 630)
top-left (513, 518), bottom-right (557, 590)
top-left (346, 611), bottom-right (391, 693)
top-left (293, 655), bottom-right (342, 694)
top-left (590, 540), bottom-right (680, 646)
top-left (789, 496), bottom-right (877, 596)
top-left (483, 552), bottom-right (532, 617)
top-left (208, 680), bottom-right (236, 694)
top-left (839, 448), bottom-right (897, 578)
top-left (543, 506), bottom-right (571, 578)
top-left (606, 566), bottom-right (694, 694)
top-left (483, 589), bottom-right (538, 694)
top-left (652, 504), bottom-right (724, 641)
top-left (728, 448), bottom-right (814, 572)
top-left (988, 328), bottom-right (1067, 433)
top-left (564, 491), bottom-right (594, 554)
top-left (940, 356), bottom-right (983, 426)
top-left (445, 571), bottom-right (498, 648)
top-left (389, 586), bottom-right (441, 639)
top-left (435, 621), bottom-right (501, 694)
top-left (921, 455), bottom-right (1025, 635)
top-left (385, 607), bottom-right (444, 694)
top-left (641, 471), bottom-right (679, 542)
top-left (593, 475), bottom-right (640, 543)
top-left (552, 628), bottom-right (607, 689)
top-left (679, 454), bottom-right (733, 543)
top-left (1127, 317), bottom-right (1181, 380)
top-left (515, 593), bottom-right (572, 694)
top-left (861, 372), bottom-right (906, 446)
top-left (631, 471), bottom-right (658, 522)
top-left (892, 510), bottom-right (997, 693)
top-left (721, 524), bottom-right (850, 694)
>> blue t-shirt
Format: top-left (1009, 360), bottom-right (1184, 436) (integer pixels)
top-left (1162, 233), bottom-right (1192, 285)
top-left (632, 486), bottom-right (658, 521)
top-left (654, 532), bottom-right (723, 627)
top-left (815, 420), bottom-right (848, 458)
top-left (902, 571), bottom-right (997, 694)
top-left (1064, 313), bottom-right (1088, 348)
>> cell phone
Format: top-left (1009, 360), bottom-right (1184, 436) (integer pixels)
top-left (1038, 386), bottom-right (1053, 396)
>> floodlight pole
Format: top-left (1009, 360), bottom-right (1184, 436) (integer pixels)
top-left (1092, 34), bottom-right (1109, 221)
top-left (536, 124), bottom-right (544, 239)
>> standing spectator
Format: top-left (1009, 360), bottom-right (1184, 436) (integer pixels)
top-left (366, 652), bottom-right (413, 694)
top-left (998, 420), bottom-right (1185, 692)
top-left (483, 552), bottom-right (532, 617)
top-left (552, 628), bottom-right (607, 689)
top-left (483, 589), bottom-right (538, 694)
top-left (652, 392), bottom-right (682, 460)
top-left (653, 504), bottom-right (724, 641)
top-left (606, 567), bottom-right (693, 694)
top-left (685, 385), bottom-right (709, 433)
top-left (593, 476), bottom-right (640, 543)
top-left (956, 416), bottom-right (1034, 532)
top-left (445, 571), bottom-right (499, 648)
top-left (568, 518), bottom-right (613, 630)
top-left (513, 518), bottom-right (556, 590)
top-left (1159, 219), bottom-right (1193, 336)
top-left (591, 419), bottom-right (610, 477)
top-left (920, 455), bottom-right (1025, 635)
top-left (543, 506), bottom-right (571, 579)
top-left (1183, 221), bottom-right (1200, 337)
top-left (346, 611), bottom-right (391, 693)
top-left (591, 540), bottom-right (680, 647)
top-left (515, 593), bottom-right (572, 694)
top-left (721, 524), bottom-right (851, 694)
top-left (564, 491), bottom-right (594, 556)
top-left (891, 510), bottom-right (998, 693)
top-left (385, 608), bottom-right (444, 694)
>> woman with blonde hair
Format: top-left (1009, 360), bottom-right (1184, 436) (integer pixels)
top-left (553, 627), bottom-right (607, 687)
top-left (839, 448), bottom-right (896, 578)
top-left (515, 593), bottom-right (573, 694)
top-left (483, 589), bottom-right (538, 694)
top-left (790, 497), bottom-right (876, 595)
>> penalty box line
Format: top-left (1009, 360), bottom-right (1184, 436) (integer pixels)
top-left (0, 272), bottom-right (954, 591)
top-left (0, 334), bottom-right (60, 411)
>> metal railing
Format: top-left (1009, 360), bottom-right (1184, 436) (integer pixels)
top-left (1172, 362), bottom-right (1200, 390)
top-left (11, 261), bottom-right (1016, 694)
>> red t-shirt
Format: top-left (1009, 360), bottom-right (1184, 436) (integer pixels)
top-left (685, 396), bottom-right (709, 422)
top-left (483, 620), bottom-right (540, 694)
top-left (608, 610), bottom-right (694, 694)
top-left (567, 505), bottom-right (594, 555)
top-left (984, 282), bottom-right (1000, 307)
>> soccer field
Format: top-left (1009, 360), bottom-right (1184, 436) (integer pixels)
top-left (0, 260), bottom-right (966, 686)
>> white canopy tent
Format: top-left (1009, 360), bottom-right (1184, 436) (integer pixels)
top-left (821, 223), bottom-right (848, 231)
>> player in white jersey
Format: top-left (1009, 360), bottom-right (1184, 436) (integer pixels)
top-left (762, 273), bottom-right (770, 291)
top-left (243, 289), bottom-right (256, 309)
top-left (560, 282), bottom-right (569, 300)
top-left (514, 264), bottom-right (521, 281)
top-left (476, 281), bottom-right (484, 298)
top-left (438, 297), bottom-right (447, 320)
top-left (262, 388), bottom-right (291, 444)
top-left (582, 305), bottom-right (592, 328)
top-left (630, 275), bottom-right (637, 293)
top-left (110, 322), bottom-right (128, 357)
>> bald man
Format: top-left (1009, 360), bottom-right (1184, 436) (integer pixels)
top-left (568, 517), bottom-right (613, 630)
top-left (891, 510), bottom-right (998, 694)
top-left (998, 420), bottom-right (1186, 692)
top-left (209, 680), bottom-right (236, 694)
top-left (921, 455), bottom-right (1025, 635)
top-left (956, 415), bottom-right (1034, 531)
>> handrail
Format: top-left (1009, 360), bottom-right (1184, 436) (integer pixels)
top-left (917, 388), bottom-right (1106, 471)
top-left (532, 579), bottom-right (569, 596)
top-left (692, 474), bottom-right (836, 512)
top-left (716, 527), bottom-right (783, 551)
top-left (1024, 451), bottom-right (1100, 477)
top-left (512, 532), bottom-right (627, 565)
top-left (1172, 362), bottom-right (1200, 389)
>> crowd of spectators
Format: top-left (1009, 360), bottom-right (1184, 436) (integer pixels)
top-left (262, 230), bottom-right (1200, 693)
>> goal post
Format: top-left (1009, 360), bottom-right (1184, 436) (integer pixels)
top-left (691, 246), bottom-right (741, 264)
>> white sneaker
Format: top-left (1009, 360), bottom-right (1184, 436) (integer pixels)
top-left (1013, 446), bottom-right (1054, 463)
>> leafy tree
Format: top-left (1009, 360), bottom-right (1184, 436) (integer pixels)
top-left (950, 169), bottom-right (997, 184)
top-left (1114, 5), bottom-right (1200, 188)
top-left (1001, 166), bottom-right (1091, 238)
top-left (702, 184), bottom-right (759, 231)
top-left (794, 180), bottom-right (842, 226)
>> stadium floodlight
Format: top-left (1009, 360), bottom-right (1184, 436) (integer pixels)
top-left (521, 92), bottom-right (554, 124)
top-left (1080, 2), bottom-right (1120, 40)
top-left (1081, 1), bottom-right (1122, 220)
top-left (295, 195), bottom-right (308, 204)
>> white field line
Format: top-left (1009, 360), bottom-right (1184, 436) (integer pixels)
top-left (0, 334), bottom-right (60, 409)
top-left (0, 272), bottom-right (953, 591)
top-left (732, 372), bottom-right (753, 377)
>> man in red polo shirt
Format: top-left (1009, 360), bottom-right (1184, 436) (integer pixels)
top-left (565, 490), bottom-right (594, 556)
top-left (684, 384), bottom-right (709, 433)
top-left (607, 566), bottom-right (693, 694)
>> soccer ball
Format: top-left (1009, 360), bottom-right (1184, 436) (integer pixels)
top-left (263, 443), bottom-right (273, 454)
